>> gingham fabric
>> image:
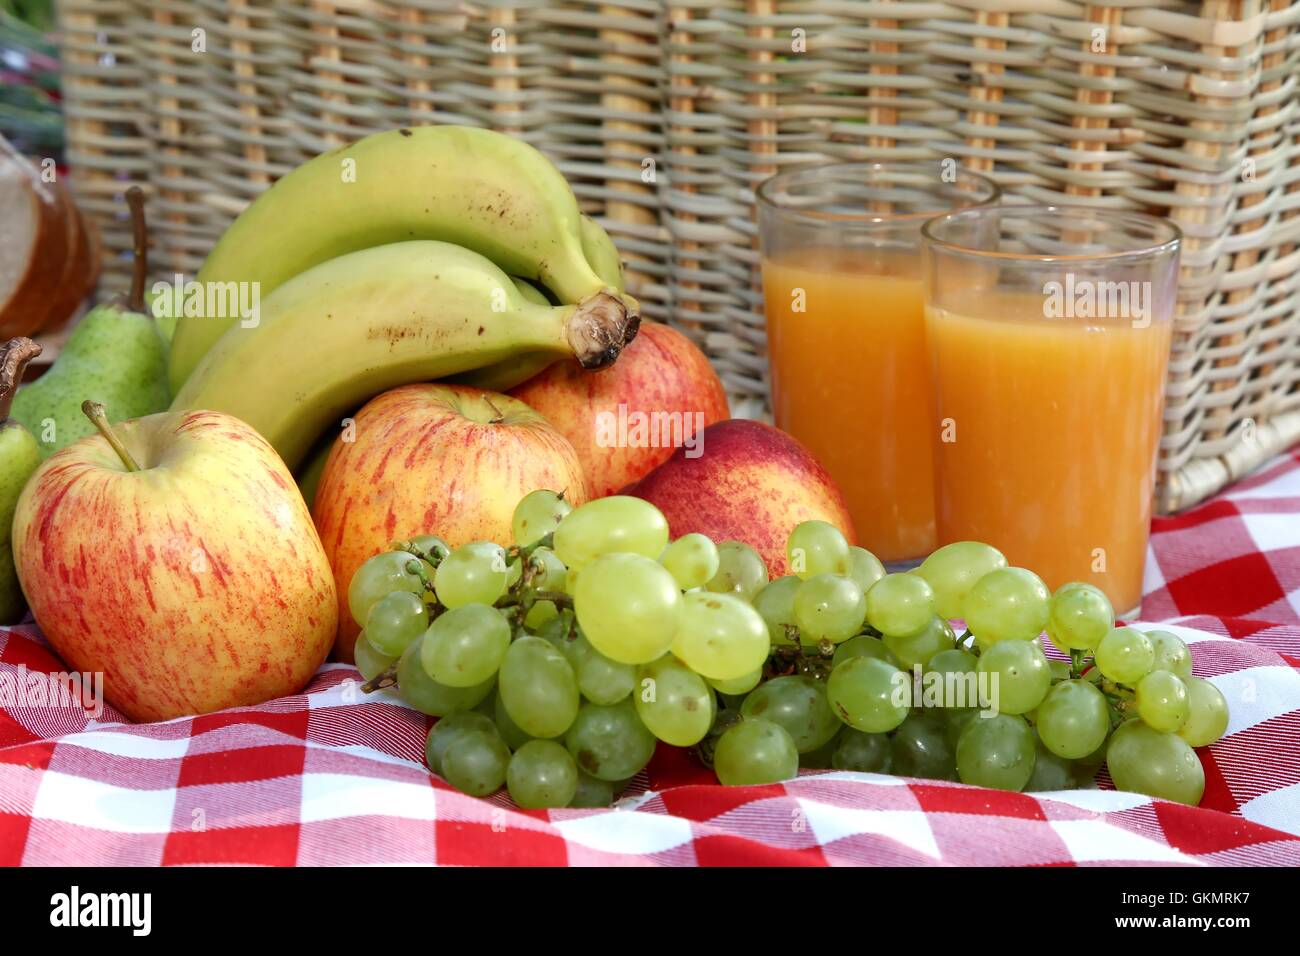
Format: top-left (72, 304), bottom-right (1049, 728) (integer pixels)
top-left (3, 455), bottom-right (1300, 866)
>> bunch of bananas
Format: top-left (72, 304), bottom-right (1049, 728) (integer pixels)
top-left (168, 125), bottom-right (639, 470)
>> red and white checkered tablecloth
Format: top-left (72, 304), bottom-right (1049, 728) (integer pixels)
top-left (3, 455), bottom-right (1300, 866)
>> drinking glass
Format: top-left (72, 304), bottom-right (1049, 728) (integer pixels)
top-left (920, 205), bottom-right (1181, 616)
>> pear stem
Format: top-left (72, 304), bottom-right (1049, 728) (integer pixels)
top-left (0, 337), bottom-right (41, 423)
top-left (82, 400), bottom-right (141, 471)
top-left (126, 186), bottom-right (148, 313)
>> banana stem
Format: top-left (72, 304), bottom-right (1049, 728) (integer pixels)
top-left (126, 186), bottom-right (148, 313)
top-left (565, 292), bottom-right (640, 370)
top-left (82, 400), bottom-right (141, 471)
top-left (0, 337), bottom-right (41, 423)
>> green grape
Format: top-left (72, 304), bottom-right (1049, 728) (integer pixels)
top-left (1094, 627), bottom-right (1155, 684)
top-left (1135, 670), bottom-right (1190, 733)
top-left (507, 740), bottom-right (579, 809)
top-left (826, 656), bottom-right (910, 733)
top-left (425, 712), bottom-right (499, 774)
top-left (1025, 737), bottom-right (1077, 792)
top-left (956, 713), bottom-right (1036, 791)
top-left (499, 635), bottom-right (580, 738)
top-left (1145, 630), bottom-right (1193, 678)
top-left (525, 600), bottom-right (558, 630)
top-left (420, 604), bottom-right (512, 688)
top-left (365, 591), bottom-right (429, 657)
top-left (800, 734), bottom-right (839, 770)
top-left (577, 644), bottom-right (638, 705)
top-left (635, 654), bottom-right (715, 746)
top-left (832, 635), bottom-right (899, 670)
top-left (574, 552), bottom-right (683, 664)
top-left (553, 496), bottom-right (670, 569)
top-left (705, 541), bottom-right (770, 600)
top-left (915, 541), bottom-right (1007, 620)
top-left (512, 489), bottom-right (573, 546)
top-left (539, 616), bottom-right (587, 670)
top-left (1072, 738), bottom-right (1108, 784)
top-left (348, 551), bottom-right (425, 627)
top-left (524, 547), bottom-right (568, 593)
top-left (754, 576), bottom-right (801, 645)
top-left (1048, 659), bottom-right (1072, 683)
top-left (846, 546), bottom-right (886, 593)
top-left (569, 771), bottom-right (617, 809)
top-left (493, 691), bottom-right (533, 750)
top-left (964, 567), bottom-right (1050, 645)
top-left (408, 534), bottom-right (450, 561)
top-left (944, 707), bottom-right (978, 749)
top-left (883, 616), bottom-right (956, 669)
top-left (564, 698), bottom-right (657, 781)
top-left (976, 638), bottom-right (1051, 716)
top-left (434, 541), bottom-right (509, 608)
top-left (660, 533), bottom-right (720, 590)
top-left (786, 520), bottom-right (851, 580)
top-left (924, 647), bottom-right (981, 711)
top-left (713, 719), bottom-right (799, 786)
top-left (442, 731), bottom-right (511, 797)
top-left (1178, 677), bottom-right (1229, 747)
top-left (832, 729), bottom-right (892, 773)
top-left (1035, 679), bottom-right (1109, 758)
top-left (353, 632), bottom-right (396, 682)
top-left (865, 573), bottom-right (936, 638)
top-left (396, 636), bottom-right (495, 716)
top-left (1106, 719), bottom-right (1205, 806)
top-left (793, 573), bottom-right (867, 644)
top-left (671, 591), bottom-right (770, 681)
top-left (891, 712), bottom-right (957, 780)
top-left (740, 675), bottom-right (840, 753)
top-left (707, 668), bottom-right (763, 695)
top-left (1046, 582), bottom-right (1114, 651)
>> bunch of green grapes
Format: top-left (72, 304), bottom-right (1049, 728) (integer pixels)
top-left (349, 498), bottom-right (1229, 810)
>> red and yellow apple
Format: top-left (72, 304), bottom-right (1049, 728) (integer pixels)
top-left (313, 383), bottom-right (589, 661)
top-left (623, 418), bottom-right (855, 577)
top-left (11, 407), bottom-right (337, 723)
top-left (509, 320), bottom-right (729, 497)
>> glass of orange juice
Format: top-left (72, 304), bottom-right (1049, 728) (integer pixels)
top-left (920, 206), bottom-right (1181, 616)
top-left (756, 163), bottom-right (999, 564)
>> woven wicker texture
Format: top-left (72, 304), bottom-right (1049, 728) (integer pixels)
top-left (54, 0), bottom-right (1300, 512)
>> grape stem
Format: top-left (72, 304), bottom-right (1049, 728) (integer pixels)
top-left (361, 663), bottom-right (398, 693)
top-left (1070, 648), bottom-right (1085, 679)
top-left (495, 589), bottom-right (572, 611)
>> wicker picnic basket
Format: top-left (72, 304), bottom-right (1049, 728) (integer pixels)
top-left (53, 0), bottom-right (1300, 514)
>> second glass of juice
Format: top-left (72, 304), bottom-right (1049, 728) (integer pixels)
top-left (756, 164), bottom-right (999, 563)
top-left (921, 206), bottom-right (1181, 616)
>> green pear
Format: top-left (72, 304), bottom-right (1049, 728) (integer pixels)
top-left (10, 187), bottom-right (169, 458)
top-left (0, 337), bottom-right (42, 623)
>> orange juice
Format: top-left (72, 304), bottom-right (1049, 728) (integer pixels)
top-left (762, 247), bottom-right (935, 561)
top-left (926, 294), bottom-right (1171, 614)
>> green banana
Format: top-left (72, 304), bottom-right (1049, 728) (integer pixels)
top-left (170, 240), bottom-right (637, 470)
top-left (296, 271), bottom-right (553, 497)
top-left (580, 214), bottom-right (626, 294)
top-left (454, 218), bottom-right (628, 392)
top-left (0, 338), bottom-right (42, 623)
top-left (295, 431), bottom-right (335, 511)
top-left (169, 125), bottom-right (625, 392)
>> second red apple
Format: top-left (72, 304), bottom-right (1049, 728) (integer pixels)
top-left (510, 321), bottom-right (730, 497)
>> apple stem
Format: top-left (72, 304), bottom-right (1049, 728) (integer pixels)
top-left (125, 186), bottom-right (148, 314)
top-left (81, 400), bottom-right (142, 471)
top-left (0, 337), bottom-right (41, 423)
